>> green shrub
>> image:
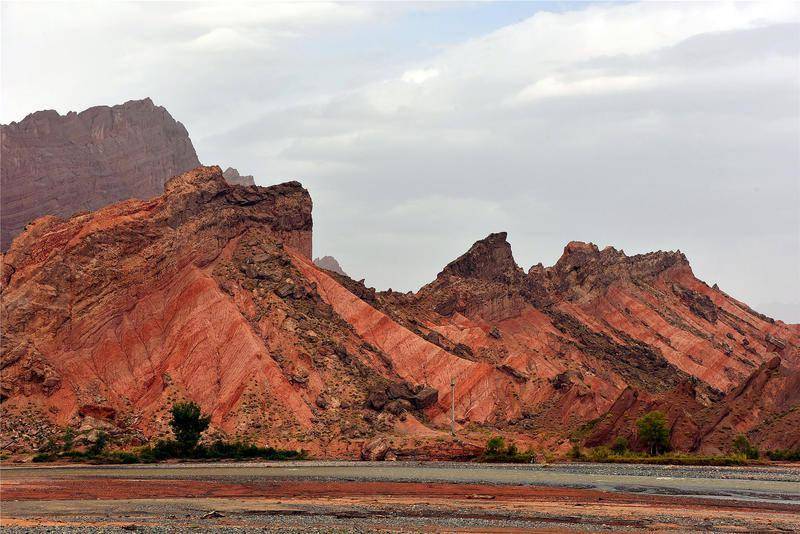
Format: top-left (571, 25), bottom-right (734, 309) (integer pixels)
top-left (32, 429), bottom-right (307, 465)
top-left (766, 448), bottom-right (800, 461)
top-left (197, 440), bottom-right (306, 461)
top-left (89, 431), bottom-right (108, 456)
top-left (135, 446), bottom-right (157, 463)
top-left (102, 451), bottom-right (139, 464)
top-left (486, 436), bottom-right (505, 455)
top-left (636, 411), bottom-right (670, 455)
top-left (41, 436), bottom-right (60, 453)
top-left (62, 427), bottom-right (75, 452)
top-left (480, 436), bottom-right (535, 463)
top-left (590, 446), bottom-right (611, 461)
top-left (153, 439), bottom-right (182, 460)
top-left (567, 442), bottom-right (583, 460)
top-left (611, 436), bottom-right (629, 454)
top-left (169, 401), bottom-right (211, 452)
top-left (732, 434), bottom-right (759, 460)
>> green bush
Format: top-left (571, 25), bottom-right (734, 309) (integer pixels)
top-left (732, 434), bottom-right (759, 459)
top-left (62, 427), bottom-right (75, 452)
top-left (766, 448), bottom-right (800, 461)
top-left (41, 436), bottom-right (60, 454)
top-left (611, 436), bottom-right (629, 454)
top-left (636, 411), bottom-right (670, 455)
top-left (590, 446), bottom-right (611, 461)
top-left (135, 446), bottom-right (157, 463)
top-left (152, 439), bottom-right (183, 460)
top-left (566, 442), bottom-right (583, 460)
top-left (101, 451), bottom-right (139, 464)
top-left (486, 436), bottom-right (505, 456)
top-left (480, 436), bottom-right (535, 463)
top-left (89, 431), bottom-right (108, 456)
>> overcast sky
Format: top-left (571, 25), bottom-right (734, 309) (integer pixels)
top-left (2, 1), bottom-right (799, 322)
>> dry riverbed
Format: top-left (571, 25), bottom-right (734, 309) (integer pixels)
top-left (2, 461), bottom-right (799, 532)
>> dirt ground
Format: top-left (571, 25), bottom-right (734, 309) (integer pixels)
top-left (2, 463), bottom-right (799, 532)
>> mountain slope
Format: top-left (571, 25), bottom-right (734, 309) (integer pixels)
top-left (367, 233), bottom-right (800, 452)
top-left (1, 175), bottom-right (797, 457)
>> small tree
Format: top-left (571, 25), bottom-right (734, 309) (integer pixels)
top-left (170, 401), bottom-right (211, 453)
top-left (636, 411), bottom-right (670, 455)
top-left (62, 427), bottom-right (75, 452)
top-left (89, 431), bottom-right (108, 456)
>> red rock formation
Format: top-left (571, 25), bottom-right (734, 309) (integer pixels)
top-left (1, 167), bottom-right (319, 451)
top-left (374, 233), bottom-right (799, 453)
top-left (1, 98), bottom-right (200, 250)
top-left (1, 182), bottom-right (797, 457)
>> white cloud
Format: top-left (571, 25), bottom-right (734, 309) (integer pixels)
top-left (402, 68), bottom-right (440, 85)
top-left (173, 2), bottom-right (372, 30)
top-left (513, 75), bottom-right (653, 103)
top-left (183, 27), bottom-right (263, 52)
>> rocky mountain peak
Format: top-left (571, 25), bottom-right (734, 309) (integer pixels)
top-left (554, 240), bottom-right (689, 275)
top-left (439, 232), bottom-right (522, 283)
top-left (563, 240), bottom-right (601, 256)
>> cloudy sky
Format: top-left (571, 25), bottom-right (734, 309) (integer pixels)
top-left (2, 1), bottom-right (799, 321)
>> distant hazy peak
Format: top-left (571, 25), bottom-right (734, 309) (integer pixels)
top-left (314, 255), bottom-right (347, 276)
top-left (222, 167), bottom-right (256, 186)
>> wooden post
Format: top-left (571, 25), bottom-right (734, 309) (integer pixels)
top-left (450, 376), bottom-right (456, 436)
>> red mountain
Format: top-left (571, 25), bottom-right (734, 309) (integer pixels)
top-left (1, 167), bottom-right (797, 458)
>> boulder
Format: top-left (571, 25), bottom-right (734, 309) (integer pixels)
top-left (361, 438), bottom-right (392, 461)
top-left (411, 387), bottom-right (438, 409)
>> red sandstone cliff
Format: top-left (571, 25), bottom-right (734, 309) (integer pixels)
top-left (1, 176), bottom-right (797, 457)
top-left (1, 98), bottom-right (200, 250)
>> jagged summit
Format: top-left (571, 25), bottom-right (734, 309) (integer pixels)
top-left (13, 97), bottom-right (159, 124)
top-left (439, 232), bottom-right (522, 283)
top-left (552, 240), bottom-right (691, 282)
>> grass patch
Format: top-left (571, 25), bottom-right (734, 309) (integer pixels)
top-left (585, 448), bottom-right (749, 466)
top-left (32, 439), bottom-right (307, 464)
top-left (766, 448), bottom-right (800, 461)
